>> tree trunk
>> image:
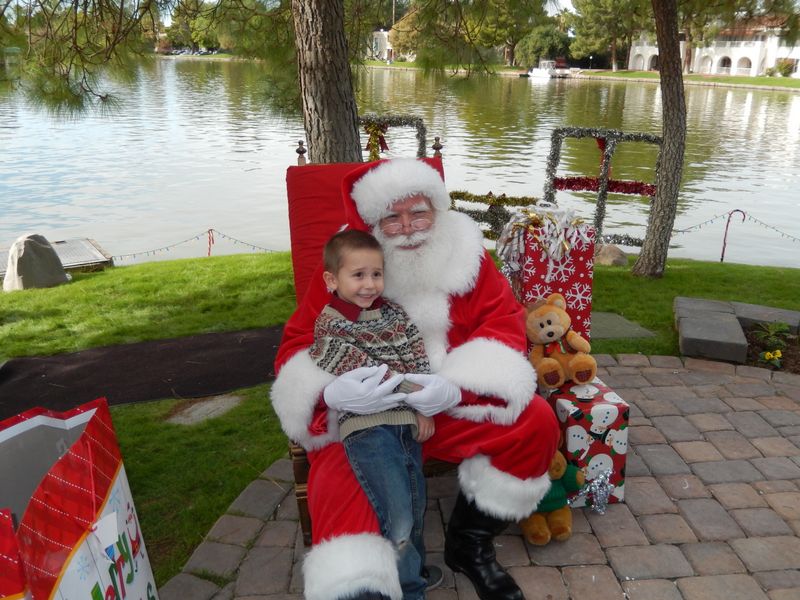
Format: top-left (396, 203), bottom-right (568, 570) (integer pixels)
top-left (292, 0), bottom-right (362, 164)
top-left (632, 0), bottom-right (686, 278)
top-left (625, 34), bottom-right (633, 69)
top-left (611, 38), bottom-right (618, 71)
top-left (683, 30), bottom-right (694, 73)
top-left (505, 43), bottom-right (516, 66)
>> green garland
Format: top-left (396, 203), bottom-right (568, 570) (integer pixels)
top-left (450, 190), bottom-right (540, 239)
top-left (358, 114), bottom-right (428, 159)
top-left (449, 190), bottom-right (539, 207)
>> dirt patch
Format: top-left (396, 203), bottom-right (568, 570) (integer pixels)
top-left (744, 327), bottom-right (800, 375)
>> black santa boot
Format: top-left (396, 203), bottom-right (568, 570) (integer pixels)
top-left (444, 493), bottom-right (525, 600)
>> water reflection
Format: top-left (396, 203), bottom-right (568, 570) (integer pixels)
top-left (1, 60), bottom-right (798, 268)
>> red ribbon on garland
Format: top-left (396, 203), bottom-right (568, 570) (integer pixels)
top-left (553, 177), bottom-right (656, 196)
top-left (364, 123), bottom-right (390, 161)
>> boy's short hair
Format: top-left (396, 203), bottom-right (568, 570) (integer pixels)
top-left (323, 229), bottom-right (384, 273)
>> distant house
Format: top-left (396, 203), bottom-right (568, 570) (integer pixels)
top-left (371, 29), bottom-right (393, 62)
top-left (629, 19), bottom-right (800, 77)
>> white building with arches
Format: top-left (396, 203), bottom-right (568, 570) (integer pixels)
top-left (629, 23), bottom-right (800, 78)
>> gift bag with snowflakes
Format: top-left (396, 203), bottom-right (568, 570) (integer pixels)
top-left (497, 207), bottom-right (595, 339)
top-left (0, 398), bottom-right (158, 600)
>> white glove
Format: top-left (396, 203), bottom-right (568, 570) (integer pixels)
top-left (403, 373), bottom-right (462, 417)
top-left (323, 365), bottom-right (406, 414)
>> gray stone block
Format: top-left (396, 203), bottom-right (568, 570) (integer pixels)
top-left (678, 314), bottom-right (747, 363)
top-left (678, 498), bottom-right (745, 541)
top-left (730, 536), bottom-right (800, 571)
top-left (607, 544), bottom-right (694, 580)
top-left (228, 478), bottom-right (292, 520)
top-left (184, 541), bottom-right (246, 579)
top-left (677, 574), bottom-right (769, 600)
top-left (674, 297), bottom-right (734, 328)
top-left (673, 297), bottom-right (734, 313)
top-left (731, 301), bottom-right (800, 334)
top-left (261, 456), bottom-right (295, 482)
top-left (591, 312), bottom-right (655, 338)
top-left (158, 573), bottom-right (219, 600)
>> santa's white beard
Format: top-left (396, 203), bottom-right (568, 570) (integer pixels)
top-left (373, 222), bottom-right (449, 297)
top-left (373, 220), bottom-right (453, 369)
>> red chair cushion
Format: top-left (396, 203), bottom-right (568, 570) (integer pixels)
top-left (286, 163), bottom-right (358, 304)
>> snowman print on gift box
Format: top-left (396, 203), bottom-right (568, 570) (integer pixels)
top-left (604, 426), bottom-right (628, 455)
top-left (565, 424), bottom-right (592, 459)
top-left (559, 384), bottom-right (629, 460)
top-left (586, 403), bottom-right (619, 443)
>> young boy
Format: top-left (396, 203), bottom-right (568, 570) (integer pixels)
top-left (308, 229), bottom-right (434, 600)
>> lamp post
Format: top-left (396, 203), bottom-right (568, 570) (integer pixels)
top-left (589, 55), bottom-right (593, 70)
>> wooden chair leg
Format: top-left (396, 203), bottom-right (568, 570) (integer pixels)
top-left (289, 442), bottom-right (313, 546)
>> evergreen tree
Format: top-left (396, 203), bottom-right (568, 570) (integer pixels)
top-left (516, 19), bottom-right (571, 68)
top-left (570, 0), bottom-right (650, 71)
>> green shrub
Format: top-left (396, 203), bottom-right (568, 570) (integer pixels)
top-left (752, 321), bottom-right (792, 350)
top-left (776, 59), bottom-right (795, 78)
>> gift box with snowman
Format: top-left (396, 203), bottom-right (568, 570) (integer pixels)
top-left (548, 380), bottom-right (629, 508)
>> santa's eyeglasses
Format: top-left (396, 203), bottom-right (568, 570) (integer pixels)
top-left (379, 215), bottom-right (433, 235)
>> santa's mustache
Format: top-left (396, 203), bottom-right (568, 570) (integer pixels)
top-left (378, 229), bottom-right (432, 251)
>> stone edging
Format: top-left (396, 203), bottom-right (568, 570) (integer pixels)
top-left (674, 296), bottom-right (800, 364)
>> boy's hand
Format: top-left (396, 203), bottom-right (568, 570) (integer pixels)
top-left (415, 413), bottom-right (435, 442)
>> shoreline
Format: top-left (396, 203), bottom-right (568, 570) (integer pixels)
top-left (359, 61), bottom-right (800, 92)
top-left (159, 55), bottom-right (800, 93)
top-left (572, 71), bottom-right (800, 93)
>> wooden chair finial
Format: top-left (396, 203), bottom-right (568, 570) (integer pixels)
top-left (432, 136), bottom-right (443, 158)
top-left (296, 140), bottom-right (307, 165)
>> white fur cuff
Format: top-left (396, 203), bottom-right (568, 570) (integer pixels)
top-left (440, 337), bottom-right (535, 425)
top-left (270, 351), bottom-right (338, 450)
top-left (459, 454), bottom-right (552, 521)
top-left (303, 533), bottom-right (402, 600)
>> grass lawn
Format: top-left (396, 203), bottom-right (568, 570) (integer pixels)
top-left (2, 252), bottom-right (799, 585)
top-left (111, 384), bottom-right (287, 585)
top-left (0, 253), bottom-right (296, 358)
top-left (590, 69), bottom-right (800, 89)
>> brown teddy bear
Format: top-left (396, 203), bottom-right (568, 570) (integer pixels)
top-left (526, 292), bottom-right (597, 390)
top-left (519, 449), bottom-right (585, 545)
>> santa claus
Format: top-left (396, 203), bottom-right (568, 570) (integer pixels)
top-left (271, 158), bottom-right (559, 600)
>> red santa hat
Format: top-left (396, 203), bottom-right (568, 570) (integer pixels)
top-left (341, 157), bottom-right (449, 229)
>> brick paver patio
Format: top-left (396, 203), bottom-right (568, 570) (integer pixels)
top-left (159, 355), bottom-right (800, 600)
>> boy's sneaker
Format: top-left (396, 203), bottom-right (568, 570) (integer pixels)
top-left (423, 565), bottom-right (444, 591)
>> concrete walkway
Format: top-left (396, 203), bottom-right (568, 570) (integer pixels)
top-left (158, 354), bottom-right (800, 600)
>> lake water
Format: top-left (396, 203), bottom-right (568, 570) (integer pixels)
top-left (1, 58), bottom-right (799, 268)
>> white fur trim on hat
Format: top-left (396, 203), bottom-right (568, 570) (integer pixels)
top-left (459, 454), bottom-right (552, 521)
top-left (270, 350), bottom-right (339, 451)
top-left (303, 533), bottom-right (402, 600)
top-left (350, 158), bottom-right (450, 225)
top-left (440, 337), bottom-right (536, 425)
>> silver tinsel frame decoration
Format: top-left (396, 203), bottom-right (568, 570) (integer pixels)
top-left (542, 127), bottom-right (662, 240)
top-left (358, 114), bottom-right (428, 159)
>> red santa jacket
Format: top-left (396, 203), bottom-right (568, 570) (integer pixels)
top-left (271, 209), bottom-right (537, 451)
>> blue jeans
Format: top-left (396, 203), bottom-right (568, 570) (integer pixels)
top-left (344, 424), bottom-right (427, 600)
